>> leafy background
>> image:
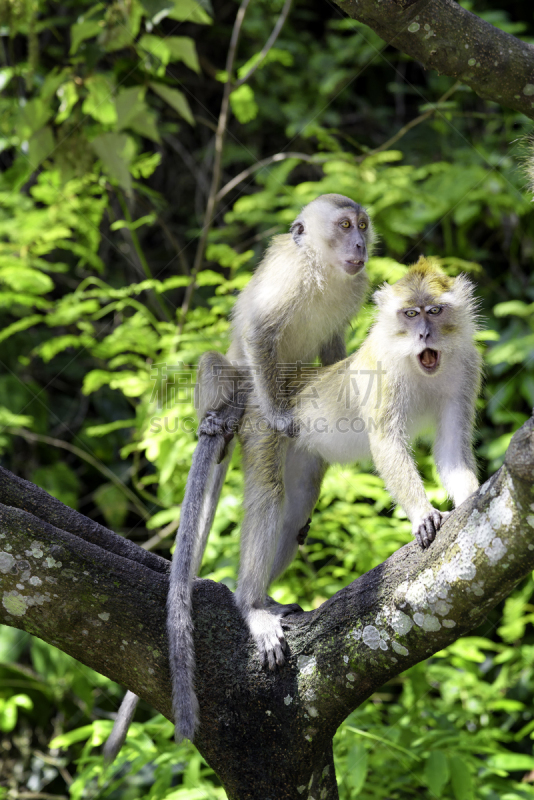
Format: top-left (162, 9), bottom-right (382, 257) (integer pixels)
top-left (1, 0), bottom-right (534, 797)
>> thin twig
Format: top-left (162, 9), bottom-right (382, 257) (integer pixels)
top-left (165, 133), bottom-right (210, 201)
top-left (216, 152), bottom-right (322, 203)
top-left (116, 191), bottom-right (172, 321)
top-left (359, 81), bottom-right (461, 162)
top-left (178, 0), bottom-right (252, 333)
top-left (234, 0), bottom-right (293, 89)
top-left (141, 517), bottom-right (179, 551)
top-left (9, 428), bottom-right (150, 521)
top-left (179, 0), bottom-right (295, 331)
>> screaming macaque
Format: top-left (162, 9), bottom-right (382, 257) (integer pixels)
top-left (233, 258), bottom-right (480, 695)
top-left (292, 256), bottom-right (481, 545)
top-left (104, 194), bottom-right (376, 758)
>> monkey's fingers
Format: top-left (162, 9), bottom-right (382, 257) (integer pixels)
top-left (259, 631), bottom-right (286, 671)
top-left (247, 609), bottom-right (288, 670)
top-left (414, 510), bottom-right (442, 549)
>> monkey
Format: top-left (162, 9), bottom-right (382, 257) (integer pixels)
top-left (291, 256), bottom-right (480, 548)
top-left (103, 194), bottom-right (376, 759)
top-left (223, 258), bottom-right (480, 733)
top-left (227, 258), bottom-right (480, 708)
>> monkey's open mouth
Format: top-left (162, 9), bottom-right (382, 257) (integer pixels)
top-left (418, 348), bottom-right (440, 373)
top-left (344, 259), bottom-right (365, 275)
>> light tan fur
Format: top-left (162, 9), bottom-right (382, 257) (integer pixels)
top-left (179, 194), bottom-right (375, 737)
top-left (294, 257), bottom-right (481, 541)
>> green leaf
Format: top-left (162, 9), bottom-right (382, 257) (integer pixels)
top-left (28, 126), bottom-right (54, 168)
top-left (493, 300), bottom-right (534, 318)
top-left (206, 243), bottom-right (254, 272)
top-left (55, 81), bottom-right (78, 124)
top-left (140, 0), bottom-right (177, 25)
top-left (0, 407), bottom-right (33, 428)
top-left (229, 84), bottom-right (259, 124)
top-left (128, 110), bottom-right (161, 143)
top-left (0, 67), bottom-right (14, 92)
top-left (424, 751), bottom-right (449, 797)
top-left (82, 369), bottom-right (114, 395)
top-left (116, 86), bottom-right (147, 130)
top-left (86, 419), bottom-right (136, 437)
top-left (82, 75), bottom-right (117, 126)
top-left (449, 756), bottom-right (473, 800)
top-left (167, 0), bottom-right (212, 24)
top-left (138, 34), bottom-right (171, 75)
top-left (195, 270), bottom-right (224, 287)
top-left (16, 98), bottom-right (52, 140)
top-left (149, 82), bottom-right (194, 125)
top-left (33, 335), bottom-right (86, 363)
top-left (32, 463), bottom-right (80, 510)
top-left (70, 19), bottom-right (103, 55)
top-left (345, 742), bottom-right (368, 793)
top-left (50, 724), bottom-right (99, 748)
top-left (93, 483), bottom-right (129, 530)
top-left (91, 132), bottom-right (134, 192)
top-left (110, 214), bottom-right (156, 232)
top-left (0, 266), bottom-right (53, 294)
top-left (166, 36), bottom-right (201, 73)
top-left (130, 152), bottom-right (162, 178)
top-left (487, 754), bottom-right (534, 772)
top-left (0, 315), bottom-right (43, 345)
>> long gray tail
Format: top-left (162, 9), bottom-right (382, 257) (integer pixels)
top-left (102, 690), bottom-right (139, 764)
top-left (167, 432), bottom-right (230, 741)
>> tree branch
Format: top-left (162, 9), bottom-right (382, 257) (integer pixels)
top-left (233, 0), bottom-right (293, 89)
top-left (179, 0), bottom-right (252, 332)
top-left (334, 0), bottom-right (534, 120)
top-left (1, 416), bottom-right (533, 798)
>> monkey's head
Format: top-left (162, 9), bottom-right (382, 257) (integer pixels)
top-left (373, 257), bottom-right (478, 377)
top-left (289, 194), bottom-right (375, 276)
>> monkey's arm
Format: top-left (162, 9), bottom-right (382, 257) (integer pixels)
top-left (433, 388), bottom-right (479, 508)
top-left (369, 425), bottom-right (445, 549)
top-left (244, 317), bottom-right (297, 436)
top-left (319, 333), bottom-right (347, 367)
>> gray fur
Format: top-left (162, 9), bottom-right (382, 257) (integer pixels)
top-left (103, 195), bottom-right (374, 756)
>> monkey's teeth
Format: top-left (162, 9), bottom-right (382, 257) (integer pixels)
top-left (419, 348), bottom-right (439, 371)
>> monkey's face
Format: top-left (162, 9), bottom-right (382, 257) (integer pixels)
top-left (398, 302), bottom-right (453, 376)
top-left (290, 196), bottom-right (374, 276)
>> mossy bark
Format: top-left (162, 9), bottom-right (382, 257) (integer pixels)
top-left (1, 417), bottom-right (534, 799)
top-left (334, 0), bottom-right (534, 120)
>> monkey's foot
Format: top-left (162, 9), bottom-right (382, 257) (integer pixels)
top-left (297, 517), bottom-right (312, 545)
top-left (413, 509), bottom-right (450, 549)
top-left (244, 607), bottom-right (294, 671)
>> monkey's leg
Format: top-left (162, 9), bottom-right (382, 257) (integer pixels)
top-left (192, 438), bottom-right (236, 573)
top-left (269, 444), bottom-right (327, 582)
top-left (234, 424), bottom-right (290, 670)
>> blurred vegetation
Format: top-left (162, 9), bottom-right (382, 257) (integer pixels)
top-left (1, 0), bottom-right (534, 797)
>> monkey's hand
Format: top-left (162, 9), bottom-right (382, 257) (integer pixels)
top-left (268, 412), bottom-right (300, 438)
top-left (412, 509), bottom-right (450, 549)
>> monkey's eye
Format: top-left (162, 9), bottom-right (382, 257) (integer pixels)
top-left (340, 220), bottom-right (351, 229)
top-left (358, 220), bottom-right (367, 230)
top-left (404, 309), bottom-right (418, 318)
top-left (428, 306), bottom-right (442, 315)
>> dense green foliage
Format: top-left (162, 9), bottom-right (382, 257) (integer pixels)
top-left (1, 0), bottom-right (534, 796)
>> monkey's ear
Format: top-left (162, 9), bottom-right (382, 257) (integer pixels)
top-left (290, 219), bottom-right (305, 245)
